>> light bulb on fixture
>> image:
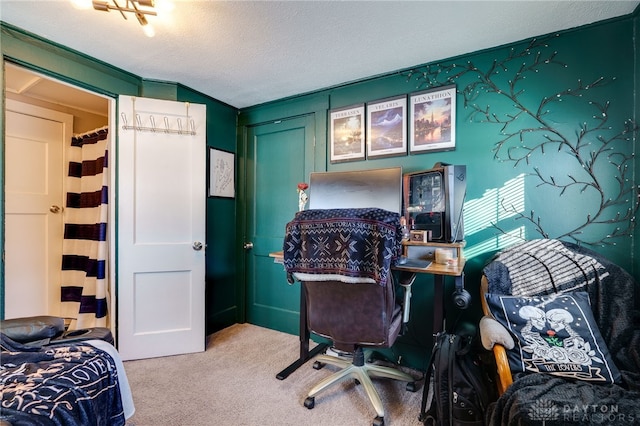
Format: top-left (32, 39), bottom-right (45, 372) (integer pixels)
top-left (142, 25), bottom-right (155, 37)
top-left (136, 14), bottom-right (156, 37)
top-left (70, 0), bottom-right (93, 9)
top-left (154, 0), bottom-right (174, 14)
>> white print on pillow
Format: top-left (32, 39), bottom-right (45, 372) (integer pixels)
top-left (486, 291), bottom-right (622, 383)
top-left (518, 304), bottom-right (602, 370)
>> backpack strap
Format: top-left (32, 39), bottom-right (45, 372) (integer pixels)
top-left (456, 334), bottom-right (473, 357)
top-left (419, 332), bottom-right (446, 424)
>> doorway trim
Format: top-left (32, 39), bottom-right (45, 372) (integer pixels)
top-left (2, 61), bottom-right (116, 333)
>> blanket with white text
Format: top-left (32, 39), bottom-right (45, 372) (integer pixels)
top-left (0, 333), bottom-right (125, 426)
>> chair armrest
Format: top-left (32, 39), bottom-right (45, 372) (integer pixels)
top-left (397, 271), bottom-right (416, 326)
top-left (480, 275), bottom-right (514, 395)
top-left (493, 343), bottom-right (513, 395)
top-left (480, 316), bottom-right (514, 350)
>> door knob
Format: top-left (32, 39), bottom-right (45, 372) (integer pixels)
top-left (243, 242), bottom-right (254, 250)
top-left (50, 205), bottom-right (62, 213)
top-left (193, 241), bottom-right (204, 251)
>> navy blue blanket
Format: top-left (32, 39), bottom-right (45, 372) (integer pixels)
top-left (0, 333), bottom-right (125, 426)
top-left (283, 208), bottom-right (402, 286)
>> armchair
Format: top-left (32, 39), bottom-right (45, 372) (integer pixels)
top-left (283, 207), bottom-right (417, 426)
top-left (479, 239), bottom-right (640, 425)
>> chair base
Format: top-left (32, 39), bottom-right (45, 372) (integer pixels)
top-left (305, 349), bottom-right (415, 421)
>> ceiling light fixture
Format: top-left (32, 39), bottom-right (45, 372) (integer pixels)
top-left (90, 0), bottom-right (157, 37)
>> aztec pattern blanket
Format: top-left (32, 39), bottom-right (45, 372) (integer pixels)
top-left (283, 208), bottom-right (402, 286)
top-left (484, 239), bottom-right (640, 425)
top-left (0, 333), bottom-right (125, 426)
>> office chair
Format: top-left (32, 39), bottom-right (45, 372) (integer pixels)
top-left (299, 274), bottom-right (416, 426)
top-left (283, 206), bottom-right (417, 426)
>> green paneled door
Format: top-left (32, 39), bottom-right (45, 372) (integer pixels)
top-left (245, 115), bottom-right (315, 334)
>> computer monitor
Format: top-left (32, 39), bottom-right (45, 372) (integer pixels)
top-left (308, 167), bottom-right (403, 214)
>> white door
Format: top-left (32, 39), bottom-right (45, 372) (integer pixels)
top-left (4, 100), bottom-right (72, 319)
top-left (117, 96), bottom-right (206, 360)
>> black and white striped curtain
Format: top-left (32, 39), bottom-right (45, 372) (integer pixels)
top-left (60, 127), bottom-right (109, 330)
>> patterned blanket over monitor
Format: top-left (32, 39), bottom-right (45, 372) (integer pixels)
top-left (0, 333), bottom-right (126, 426)
top-left (283, 208), bottom-right (402, 286)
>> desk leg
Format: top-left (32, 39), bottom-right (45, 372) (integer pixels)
top-left (276, 283), bottom-right (328, 380)
top-left (432, 274), bottom-right (445, 336)
top-left (419, 273), bottom-right (446, 421)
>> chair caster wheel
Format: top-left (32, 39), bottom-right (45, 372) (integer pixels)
top-left (406, 381), bottom-right (417, 392)
top-left (373, 416), bottom-right (384, 426)
top-left (312, 361), bottom-right (324, 370)
top-left (304, 397), bottom-right (315, 409)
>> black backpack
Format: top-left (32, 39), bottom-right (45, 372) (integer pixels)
top-left (419, 332), bottom-right (497, 426)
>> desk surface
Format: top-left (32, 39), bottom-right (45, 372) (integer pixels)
top-left (268, 251), bottom-right (465, 277)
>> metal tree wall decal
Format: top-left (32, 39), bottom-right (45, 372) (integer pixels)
top-left (405, 35), bottom-right (638, 247)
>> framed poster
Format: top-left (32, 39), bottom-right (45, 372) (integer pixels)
top-left (208, 147), bottom-right (235, 198)
top-left (329, 104), bottom-right (365, 163)
top-left (366, 95), bottom-right (407, 159)
top-left (409, 84), bottom-right (456, 154)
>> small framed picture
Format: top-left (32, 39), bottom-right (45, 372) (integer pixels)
top-left (409, 84), bottom-right (456, 154)
top-left (208, 147), bottom-right (235, 198)
top-left (366, 95), bottom-right (407, 159)
top-left (329, 104), bottom-right (365, 163)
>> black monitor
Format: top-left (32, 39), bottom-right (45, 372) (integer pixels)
top-left (308, 167), bottom-right (403, 214)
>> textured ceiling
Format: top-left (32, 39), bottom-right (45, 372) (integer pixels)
top-left (1, 1), bottom-right (638, 109)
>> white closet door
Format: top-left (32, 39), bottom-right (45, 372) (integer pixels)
top-left (117, 96), bottom-right (206, 360)
top-left (4, 100), bottom-right (70, 319)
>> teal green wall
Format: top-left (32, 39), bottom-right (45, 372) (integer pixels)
top-left (239, 14), bottom-right (638, 369)
top-left (241, 15), bottom-right (638, 278)
top-left (176, 85), bottom-right (239, 333)
top-left (0, 24), bottom-right (240, 331)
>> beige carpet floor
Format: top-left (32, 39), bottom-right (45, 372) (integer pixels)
top-left (123, 323), bottom-right (424, 426)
